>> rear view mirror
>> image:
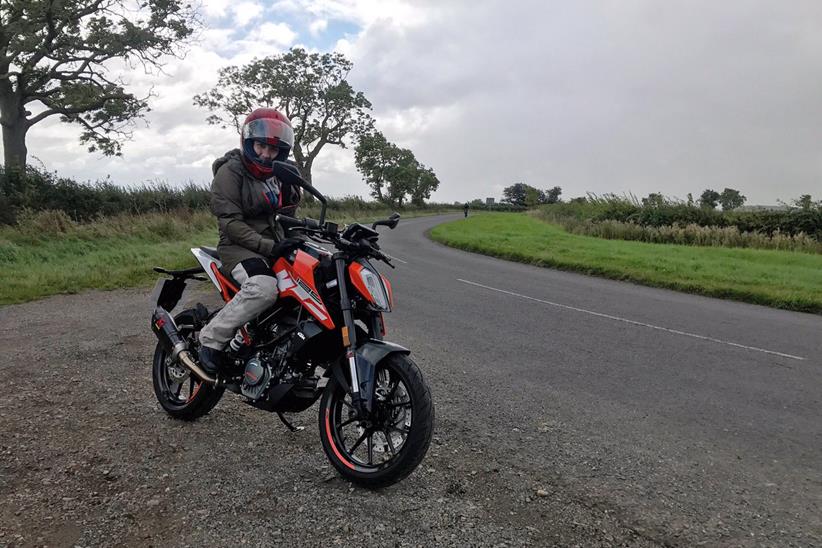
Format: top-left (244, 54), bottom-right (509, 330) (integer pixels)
top-left (372, 212), bottom-right (401, 230)
top-left (271, 161), bottom-right (327, 225)
top-left (271, 161), bottom-right (304, 187)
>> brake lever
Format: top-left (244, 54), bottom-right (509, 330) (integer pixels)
top-left (375, 250), bottom-right (395, 269)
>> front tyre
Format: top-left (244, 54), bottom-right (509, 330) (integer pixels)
top-left (319, 354), bottom-right (434, 488)
top-left (152, 310), bottom-right (224, 421)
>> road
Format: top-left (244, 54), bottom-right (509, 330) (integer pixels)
top-left (383, 213), bottom-right (822, 546)
top-left (1, 213), bottom-right (820, 547)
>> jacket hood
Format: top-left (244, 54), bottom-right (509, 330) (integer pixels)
top-left (212, 148), bottom-right (243, 176)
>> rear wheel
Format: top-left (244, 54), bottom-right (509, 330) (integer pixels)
top-left (152, 311), bottom-right (224, 421)
top-left (319, 354), bottom-right (434, 488)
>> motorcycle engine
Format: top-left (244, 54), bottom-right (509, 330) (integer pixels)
top-left (241, 356), bottom-right (271, 401)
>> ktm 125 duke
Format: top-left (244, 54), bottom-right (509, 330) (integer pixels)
top-left (149, 161), bottom-right (434, 487)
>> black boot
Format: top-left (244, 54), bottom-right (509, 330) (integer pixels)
top-left (198, 345), bottom-right (225, 375)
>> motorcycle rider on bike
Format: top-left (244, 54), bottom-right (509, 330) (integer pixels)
top-left (197, 108), bottom-right (302, 374)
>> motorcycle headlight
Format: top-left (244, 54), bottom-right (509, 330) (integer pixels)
top-left (350, 261), bottom-right (392, 312)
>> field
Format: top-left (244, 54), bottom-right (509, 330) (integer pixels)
top-left (430, 213), bottom-right (822, 313)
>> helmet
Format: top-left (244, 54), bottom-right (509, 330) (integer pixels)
top-left (240, 108), bottom-right (294, 180)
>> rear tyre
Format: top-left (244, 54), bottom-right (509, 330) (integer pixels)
top-left (319, 354), bottom-right (434, 488)
top-left (152, 310), bottom-right (224, 421)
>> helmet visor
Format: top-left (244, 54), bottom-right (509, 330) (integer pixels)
top-left (242, 118), bottom-right (294, 149)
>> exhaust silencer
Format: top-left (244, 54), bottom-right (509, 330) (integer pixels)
top-left (151, 307), bottom-right (217, 385)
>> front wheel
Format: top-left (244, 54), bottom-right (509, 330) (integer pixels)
top-left (319, 354), bottom-right (434, 488)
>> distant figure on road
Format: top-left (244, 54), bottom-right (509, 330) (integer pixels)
top-left (463, 202), bottom-right (469, 218)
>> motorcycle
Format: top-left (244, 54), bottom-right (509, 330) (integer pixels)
top-left (149, 161), bottom-right (434, 488)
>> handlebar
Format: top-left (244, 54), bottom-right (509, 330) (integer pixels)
top-left (274, 214), bottom-right (394, 268)
top-left (275, 213), bottom-right (322, 230)
top-left (269, 164), bottom-right (399, 268)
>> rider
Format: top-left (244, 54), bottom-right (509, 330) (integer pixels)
top-left (197, 107), bottom-right (302, 374)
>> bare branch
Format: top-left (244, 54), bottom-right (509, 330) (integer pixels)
top-left (27, 89), bottom-right (129, 127)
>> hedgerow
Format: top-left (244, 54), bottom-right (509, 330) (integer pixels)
top-left (535, 194), bottom-right (821, 253)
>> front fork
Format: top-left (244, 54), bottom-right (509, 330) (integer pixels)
top-left (334, 254), bottom-right (375, 418)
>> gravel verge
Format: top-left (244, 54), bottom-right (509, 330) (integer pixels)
top-left (0, 284), bottom-right (662, 548)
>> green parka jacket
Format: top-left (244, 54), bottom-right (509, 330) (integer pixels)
top-left (210, 149), bottom-right (301, 275)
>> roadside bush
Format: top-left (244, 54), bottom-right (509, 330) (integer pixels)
top-left (535, 192), bottom-right (822, 253)
top-left (0, 165), bottom-right (212, 224)
top-left (533, 208), bottom-right (822, 253)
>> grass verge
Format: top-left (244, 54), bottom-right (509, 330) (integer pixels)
top-left (0, 207), bottom-right (457, 305)
top-left (429, 213), bottom-right (822, 314)
top-left (0, 210), bottom-right (219, 305)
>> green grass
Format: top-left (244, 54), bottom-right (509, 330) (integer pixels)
top-left (430, 212), bottom-right (822, 313)
top-left (0, 206), bottom-right (459, 305)
top-left (0, 210), bottom-right (219, 305)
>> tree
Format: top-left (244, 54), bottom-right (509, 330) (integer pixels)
top-left (0, 0), bottom-right (198, 171)
top-left (194, 48), bottom-right (373, 185)
top-left (719, 188), bottom-right (746, 210)
top-left (794, 194), bottom-right (814, 211)
top-left (524, 186), bottom-right (545, 207)
top-left (355, 131), bottom-right (439, 207)
top-left (699, 189), bottom-right (720, 209)
top-left (502, 183), bottom-right (549, 206)
top-left (409, 165), bottom-right (440, 206)
top-left (545, 186), bottom-right (562, 204)
top-left (384, 148), bottom-right (440, 208)
top-left (502, 183), bottom-right (528, 206)
top-left (642, 193), bottom-right (666, 207)
top-left (383, 148), bottom-right (415, 208)
top-left (354, 131), bottom-right (396, 202)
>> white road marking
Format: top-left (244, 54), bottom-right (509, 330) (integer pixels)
top-left (458, 279), bottom-right (806, 361)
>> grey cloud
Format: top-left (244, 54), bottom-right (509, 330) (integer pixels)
top-left (348, 0), bottom-right (822, 204)
top-left (8, 1), bottom-right (822, 205)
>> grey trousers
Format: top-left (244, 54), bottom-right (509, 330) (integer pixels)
top-left (198, 261), bottom-right (278, 350)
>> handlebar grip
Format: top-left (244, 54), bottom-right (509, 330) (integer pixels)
top-left (275, 214), bottom-right (304, 227)
top-left (304, 217), bottom-right (321, 230)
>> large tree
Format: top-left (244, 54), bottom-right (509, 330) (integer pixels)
top-left (502, 182), bottom-right (550, 206)
top-left (384, 148), bottom-right (416, 208)
top-left (354, 130), bottom-right (440, 207)
top-left (354, 130), bottom-right (394, 201)
top-left (0, 0), bottom-right (198, 171)
top-left (194, 48), bottom-right (373, 185)
top-left (409, 164), bottom-right (439, 206)
top-left (502, 183), bottom-right (528, 206)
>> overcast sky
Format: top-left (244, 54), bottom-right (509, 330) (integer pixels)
top-left (13, 0), bottom-right (822, 205)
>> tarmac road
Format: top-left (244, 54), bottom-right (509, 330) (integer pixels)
top-left (379, 213), bottom-right (822, 546)
top-left (1, 213), bottom-right (820, 547)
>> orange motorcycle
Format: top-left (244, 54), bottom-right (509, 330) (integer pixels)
top-left (149, 162), bottom-right (434, 487)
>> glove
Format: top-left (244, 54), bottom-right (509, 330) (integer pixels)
top-left (270, 237), bottom-right (302, 260)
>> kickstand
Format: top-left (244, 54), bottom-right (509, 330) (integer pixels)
top-left (277, 412), bottom-right (305, 432)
